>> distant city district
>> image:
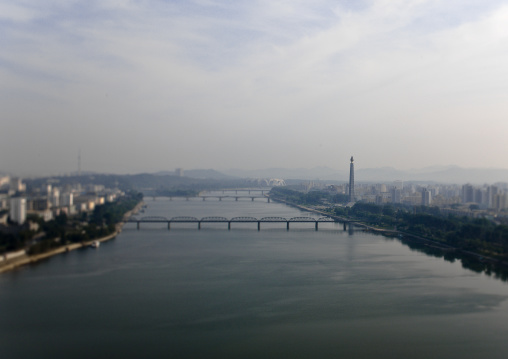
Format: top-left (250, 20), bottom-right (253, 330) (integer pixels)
top-left (0, 176), bottom-right (123, 228)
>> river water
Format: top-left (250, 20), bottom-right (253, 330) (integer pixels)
top-left (2, 197), bottom-right (508, 358)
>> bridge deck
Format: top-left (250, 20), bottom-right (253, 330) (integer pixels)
top-left (125, 216), bottom-right (342, 231)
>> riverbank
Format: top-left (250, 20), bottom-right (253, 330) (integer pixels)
top-left (271, 197), bottom-right (399, 235)
top-left (0, 200), bottom-right (144, 274)
top-left (270, 197), bottom-right (508, 269)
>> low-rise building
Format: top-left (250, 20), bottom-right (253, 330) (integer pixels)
top-left (27, 209), bottom-right (53, 222)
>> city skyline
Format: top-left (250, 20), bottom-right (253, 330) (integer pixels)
top-left (2, 1), bottom-right (508, 175)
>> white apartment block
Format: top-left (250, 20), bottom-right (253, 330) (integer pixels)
top-left (9, 197), bottom-right (26, 224)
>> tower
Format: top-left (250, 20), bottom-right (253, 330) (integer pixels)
top-left (349, 156), bottom-right (355, 202)
top-left (78, 148), bottom-right (81, 176)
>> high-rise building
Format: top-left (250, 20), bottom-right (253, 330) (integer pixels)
top-left (391, 188), bottom-right (402, 204)
top-left (9, 178), bottom-right (25, 192)
top-left (393, 180), bottom-right (404, 190)
top-left (462, 184), bottom-right (474, 203)
top-left (494, 193), bottom-right (507, 211)
top-left (349, 156), bottom-right (355, 202)
top-left (60, 192), bottom-right (74, 207)
top-left (487, 185), bottom-right (498, 208)
top-left (51, 188), bottom-right (60, 208)
top-left (422, 188), bottom-right (432, 206)
top-left (9, 197), bottom-right (26, 225)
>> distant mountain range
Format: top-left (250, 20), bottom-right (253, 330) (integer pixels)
top-left (221, 167), bottom-right (345, 181)
top-left (155, 169), bottom-right (235, 180)
top-left (181, 166), bottom-right (508, 184)
top-left (355, 166), bottom-right (508, 184)
top-left (5, 166), bottom-right (508, 185)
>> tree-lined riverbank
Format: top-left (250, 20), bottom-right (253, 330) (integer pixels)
top-left (269, 188), bottom-right (508, 280)
top-left (0, 194), bottom-right (144, 274)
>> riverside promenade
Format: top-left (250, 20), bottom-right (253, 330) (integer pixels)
top-left (271, 197), bottom-right (399, 235)
top-left (0, 201), bottom-right (144, 274)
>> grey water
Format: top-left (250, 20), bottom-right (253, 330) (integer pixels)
top-left (2, 197), bottom-right (508, 358)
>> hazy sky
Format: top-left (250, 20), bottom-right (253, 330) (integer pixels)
top-left (1, 0), bottom-right (508, 176)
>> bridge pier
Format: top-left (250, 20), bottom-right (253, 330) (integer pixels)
top-left (251, 197), bottom-right (254, 201)
top-left (343, 222), bottom-right (347, 231)
top-left (315, 222), bottom-right (318, 231)
top-left (137, 222), bottom-right (140, 230)
top-left (235, 197), bottom-right (238, 201)
top-left (257, 221), bottom-right (260, 231)
top-left (286, 222), bottom-right (290, 230)
top-left (168, 222), bottom-right (170, 230)
top-left (228, 222), bottom-right (231, 230)
top-left (198, 222), bottom-right (201, 230)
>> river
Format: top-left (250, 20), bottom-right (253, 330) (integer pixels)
top-left (1, 196), bottom-right (508, 358)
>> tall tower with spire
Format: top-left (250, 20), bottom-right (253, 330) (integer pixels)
top-left (349, 156), bottom-right (355, 202)
top-left (78, 148), bottom-right (81, 176)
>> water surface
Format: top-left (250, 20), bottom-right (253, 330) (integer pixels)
top-left (1, 197), bottom-right (508, 358)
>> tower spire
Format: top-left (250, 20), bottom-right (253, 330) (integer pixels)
top-left (78, 148), bottom-right (81, 176)
top-left (349, 156), bottom-right (355, 202)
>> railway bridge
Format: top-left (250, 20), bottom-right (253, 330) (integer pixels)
top-left (125, 215), bottom-right (338, 231)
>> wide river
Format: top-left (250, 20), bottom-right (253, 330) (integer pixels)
top-left (2, 196), bottom-right (508, 358)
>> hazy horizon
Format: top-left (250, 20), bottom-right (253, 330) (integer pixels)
top-left (2, 1), bottom-right (508, 176)
top-left (5, 164), bottom-right (508, 187)
top-left (6, 161), bottom-right (508, 179)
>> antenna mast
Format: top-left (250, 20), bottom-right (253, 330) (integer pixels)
top-left (78, 148), bottom-right (81, 176)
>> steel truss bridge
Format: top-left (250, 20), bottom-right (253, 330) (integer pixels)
top-left (197, 195), bottom-right (270, 202)
top-left (162, 195), bottom-right (270, 202)
top-left (217, 188), bottom-right (270, 194)
top-left (125, 215), bottom-right (337, 231)
top-left (164, 189), bottom-right (271, 202)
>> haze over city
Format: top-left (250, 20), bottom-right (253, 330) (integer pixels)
top-left (1, 0), bottom-right (508, 176)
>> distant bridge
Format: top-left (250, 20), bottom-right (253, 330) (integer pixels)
top-left (197, 195), bottom-right (270, 202)
top-left (218, 188), bottom-right (270, 194)
top-left (160, 195), bottom-right (270, 202)
top-left (125, 215), bottom-right (337, 230)
top-left (153, 189), bottom-right (272, 202)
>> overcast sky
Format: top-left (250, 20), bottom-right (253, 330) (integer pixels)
top-left (1, 0), bottom-right (508, 176)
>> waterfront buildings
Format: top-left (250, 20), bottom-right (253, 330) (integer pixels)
top-left (0, 176), bottom-right (123, 227)
top-left (9, 197), bottom-right (26, 225)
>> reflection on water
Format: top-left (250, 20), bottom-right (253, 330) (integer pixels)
top-left (378, 233), bottom-right (508, 282)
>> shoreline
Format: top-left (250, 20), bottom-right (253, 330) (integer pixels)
top-left (0, 200), bottom-right (144, 274)
top-left (271, 197), bottom-right (506, 267)
top-left (272, 197), bottom-right (398, 235)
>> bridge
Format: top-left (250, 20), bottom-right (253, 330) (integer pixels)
top-left (197, 195), bottom-right (270, 202)
top-left (157, 189), bottom-right (273, 202)
top-left (125, 215), bottom-right (337, 231)
top-left (219, 188), bottom-right (270, 194)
